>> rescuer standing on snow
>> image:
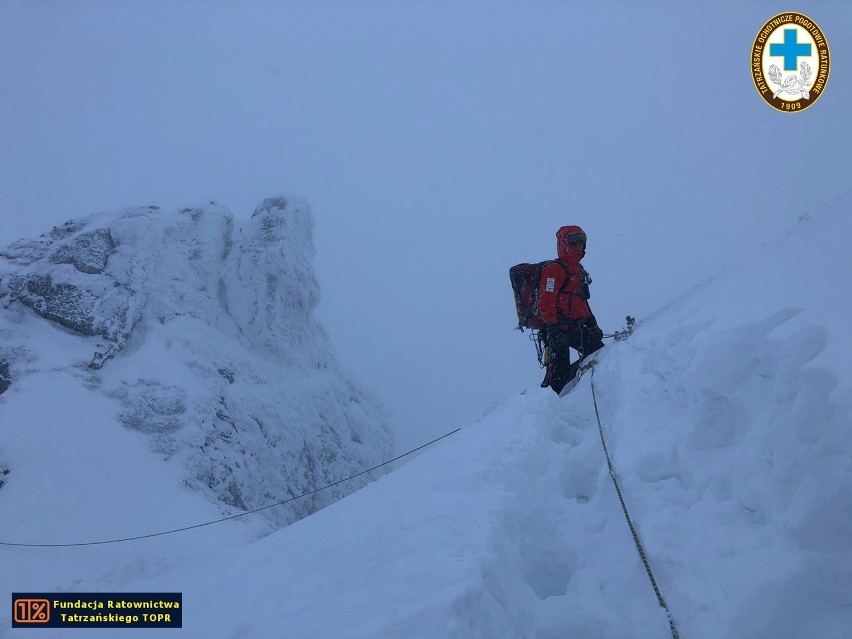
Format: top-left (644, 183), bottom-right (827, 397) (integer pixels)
top-left (537, 225), bottom-right (604, 394)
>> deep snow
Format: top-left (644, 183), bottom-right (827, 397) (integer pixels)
top-left (2, 190), bottom-right (850, 638)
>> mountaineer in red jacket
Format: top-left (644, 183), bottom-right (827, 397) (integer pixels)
top-left (538, 225), bottom-right (604, 394)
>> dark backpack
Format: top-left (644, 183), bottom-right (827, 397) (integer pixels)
top-left (510, 260), bottom-right (591, 330)
top-left (509, 261), bottom-right (562, 330)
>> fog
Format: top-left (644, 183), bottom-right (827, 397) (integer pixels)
top-left (2, 1), bottom-right (850, 451)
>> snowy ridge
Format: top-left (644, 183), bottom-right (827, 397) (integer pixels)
top-left (0, 197), bottom-right (393, 529)
top-left (2, 192), bottom-right (851, 638)
top-left (80, 192), bottom-right (851, 638)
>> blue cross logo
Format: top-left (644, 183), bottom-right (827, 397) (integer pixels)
top-left (770, 29), bottom-right (812, 71)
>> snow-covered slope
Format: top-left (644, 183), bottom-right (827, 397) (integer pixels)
top-left (0, 196), bottom-right (393, 535)
top-left (3, 192), bottom-right (851, 639)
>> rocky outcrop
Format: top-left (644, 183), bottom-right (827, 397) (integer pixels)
top-left (0, 197), bottom-right (393, 526)
top-left (0, 206), bottom-right (161, 368)
top-left (48, 228), bottom-right (116, 274)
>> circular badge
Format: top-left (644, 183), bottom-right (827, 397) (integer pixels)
top-left (751, 12), bottom-right (830, 112)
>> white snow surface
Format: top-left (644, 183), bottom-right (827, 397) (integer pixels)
top-left (2, 191), bottom-right (852, 638)
top-left (0, 196), bottom-right (394, 535)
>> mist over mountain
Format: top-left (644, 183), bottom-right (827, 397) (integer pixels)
top-left (2, 192), bottom-right (849, 639)
top-left (1, 3), bottom-right (850, 636)
top-left (0, 196), bottom-right (393, 528)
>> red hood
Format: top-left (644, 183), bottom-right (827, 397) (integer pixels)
top-left (556, 225), bottom-right (586, 265)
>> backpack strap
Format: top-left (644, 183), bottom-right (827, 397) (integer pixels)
top-left (552, 259), bottom-right (570, 312)
top-left (552, 259), bottom-right (590, 325)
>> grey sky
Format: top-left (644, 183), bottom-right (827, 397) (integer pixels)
top-left (2, 1), bottom-right (850, 451)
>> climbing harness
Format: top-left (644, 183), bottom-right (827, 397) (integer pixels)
top-left (536, 315), bottom-right (635, 392)
top-left (590, 366), bottom-right (682, 639)
top-left (530, 316), bottom-right (636, 370)
top-left (530, 329), bottom-right (547, 367)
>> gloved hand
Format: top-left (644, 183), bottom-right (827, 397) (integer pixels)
top-left (583, 316), bottom-right (604, 341)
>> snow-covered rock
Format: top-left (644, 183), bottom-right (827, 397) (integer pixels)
top-left (106, 190), bottom-right (847, 639)
top-left (3, 192), bottom-right (849, 638)
top-left (0, 196), bottom-right (393, 526)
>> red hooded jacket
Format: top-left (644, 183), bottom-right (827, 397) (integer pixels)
top-left (537, 225), bottom-right (593, 325)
